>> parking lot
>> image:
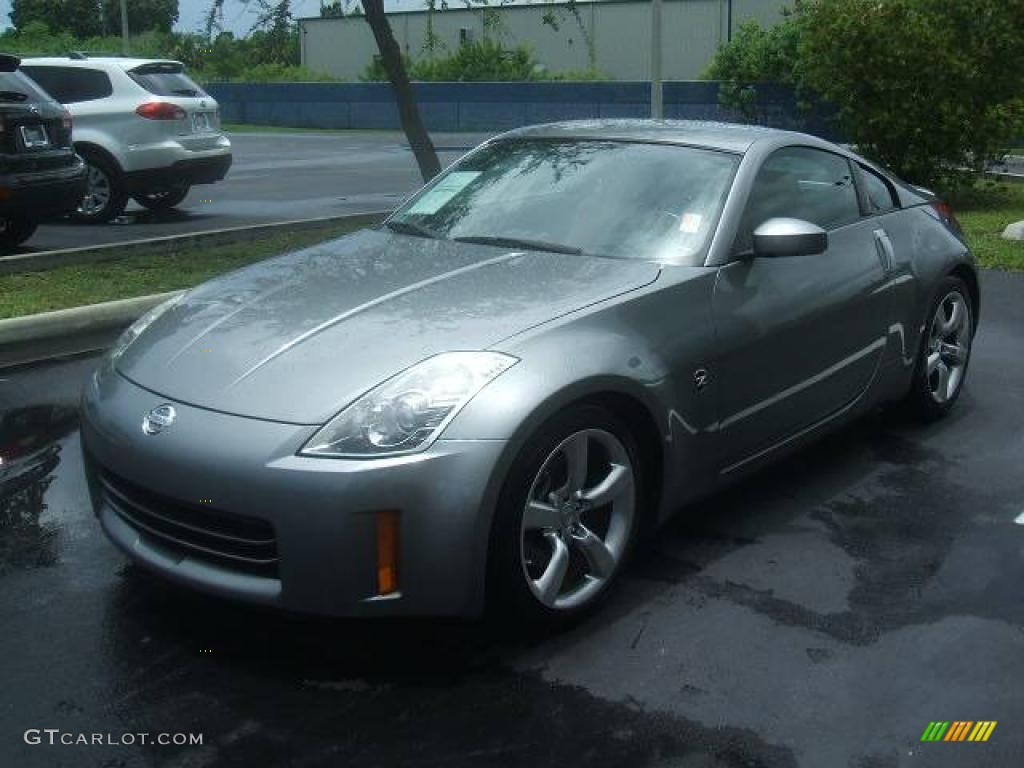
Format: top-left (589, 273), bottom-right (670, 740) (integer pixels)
top-left (2, 268), bottom-right (1022, 767)
top-left (17, 131), bottom-right (490, 254)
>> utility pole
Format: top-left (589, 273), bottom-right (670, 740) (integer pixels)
top-left (120, 0), bottom-right (130, 55)
top-left (650, 0), bottom-right (663, 118)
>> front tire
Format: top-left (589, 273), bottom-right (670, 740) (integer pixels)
top-left (133, 184), bottom-right (190, 211)
top-left (489, 404), bottom-right (642, 627)
top-left (902, 275), bottom-right (975, 421)
top-left (73, 151), bottom-right (128, 224)
top-left (0, 217), bottom-right (38, 252)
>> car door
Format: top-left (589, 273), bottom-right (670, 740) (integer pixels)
top-left (711, 146), bottom-right (892, 470)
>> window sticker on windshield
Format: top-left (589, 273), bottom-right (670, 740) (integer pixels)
top-left (679, 212), bottom-right (703, 234)
top-left (408, 172), bottom-right (481, 214)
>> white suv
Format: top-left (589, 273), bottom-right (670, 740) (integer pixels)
top-left (22, 56), bottom-right (232, 223)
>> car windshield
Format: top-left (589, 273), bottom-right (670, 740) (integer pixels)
top-left (388, 139), bottom-right (739, 263)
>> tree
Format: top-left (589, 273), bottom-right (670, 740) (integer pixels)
top-left (800, 0), bottom-right (1024, 188)
top-left (362, 0), bottom-right (441, 182)
top-left (102, 0), bottom-right (179, 35)
top-left (705, 0), bottom-right (1024, 189)
top-left (251, 0), bottom-right (297, 64)
top-left (703, 15), bottom-right (802, 122)
top-left (10, 0), bottom-right (103, 38)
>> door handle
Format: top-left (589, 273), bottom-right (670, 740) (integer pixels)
top-left (873, 229), bottom-right (895, 272)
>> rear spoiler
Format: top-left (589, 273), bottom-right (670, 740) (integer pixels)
top-left (129, 61), bottom-right (184, 75)
top-left (0, 53), bottom-right (21, 72)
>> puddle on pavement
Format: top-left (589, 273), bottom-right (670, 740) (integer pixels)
top-left (0, 404), bottom-right (79, 576)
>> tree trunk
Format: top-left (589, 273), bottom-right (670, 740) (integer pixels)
top-left (362, 0), bottom-right (441, 183)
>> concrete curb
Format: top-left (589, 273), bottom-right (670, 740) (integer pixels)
top-left (0, 210), bottom-right (388, 276)
top-left (0, 291), bottom-right (183, 369)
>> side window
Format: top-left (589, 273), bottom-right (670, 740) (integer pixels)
top-left (735, 147), bottom-right (860, 253)
top-left (21, 66), bottom-right (112, 104)
top-left (859, 164), bottom-right (899, 214)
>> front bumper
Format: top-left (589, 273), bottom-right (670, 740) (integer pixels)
top-left (0, 158), bottom-right (87, 220)
top-left (80, 364), bottom-right (506, 618)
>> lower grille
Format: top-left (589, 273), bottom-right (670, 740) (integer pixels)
top-left (99, 471), bottom-right (279, 578)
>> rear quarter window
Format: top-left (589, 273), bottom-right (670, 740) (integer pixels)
top-left (859, 164), bottom-right (900, 214)
top-left (21, 66), bottom-right (113, 104)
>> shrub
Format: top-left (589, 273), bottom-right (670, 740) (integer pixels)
top-left (0, 23), bottom-right (335, 83)
top-left (361, 39), bottom-right (607, 82)
top-left (799, 0), bottom-right (1024, 189)
top-left (706, 1), bottom-right (1024, 190)
top-left (702, 16), bottom-right (801, 120)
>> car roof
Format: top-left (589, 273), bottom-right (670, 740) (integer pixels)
top-left (20, 57), bottom-right (183, 71)
top-left (498, 119), bottom-right (827, 154)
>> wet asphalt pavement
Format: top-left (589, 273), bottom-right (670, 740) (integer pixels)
top-left (18, 131), bottom-right (488, 254)
top-left (1, 270), bottom-right (1022, 767)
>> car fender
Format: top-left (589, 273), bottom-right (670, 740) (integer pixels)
top-left (73, 134), bottom-right (127, 173)
top-left (445, 272), bottom-right (721, 560)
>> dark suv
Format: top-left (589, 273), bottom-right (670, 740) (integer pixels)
top-left (0, 53), bottom-right (87, 251)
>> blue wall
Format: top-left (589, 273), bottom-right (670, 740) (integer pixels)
top-left (205, 81), bottom-right (838, 138)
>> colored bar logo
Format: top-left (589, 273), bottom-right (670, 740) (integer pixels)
top-left (920, 721), bottom-right (997, 742)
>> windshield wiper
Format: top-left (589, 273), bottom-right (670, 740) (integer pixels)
top-left (384, 219), bottom-right (442, 240)
top-left (171, 88), bottom-right (199, 96)
top-left (0, 90), bottom-right (29, 102)
top-left (453, 235), bottom-right (583, 255)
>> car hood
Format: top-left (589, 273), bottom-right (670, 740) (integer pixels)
top-left (117, 230), bottom-right (660, 424)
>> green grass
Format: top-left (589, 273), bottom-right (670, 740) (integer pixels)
top-left (952, 181), bottom-right (1024, 270)
top-left (0, 218), bottom-right (378, 319)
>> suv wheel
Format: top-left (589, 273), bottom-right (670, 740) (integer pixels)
top-left (74, 152), bottom-right (128, 224)
top-left (133, 184), bottom-right (191, 212)
top-left (0, 217), bottom-right (38, 252)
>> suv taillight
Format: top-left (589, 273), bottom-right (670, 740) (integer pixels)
top-left (136, 102), bottom-right (186, 121)
top-left (931, 200), bottom-right (963, 235)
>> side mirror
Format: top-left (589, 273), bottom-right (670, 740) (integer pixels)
top-left (752, 218), bottom-right (828, 258)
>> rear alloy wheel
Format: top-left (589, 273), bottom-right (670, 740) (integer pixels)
top-left (491, 404), bottom-right (641, 626)
top-left (133, 184), bottom-right (191, 211)
top-left (903, 276), bottom-right (974, 420)
top-left (0, 217), bottom-right (38, 252)
top-left (73, 153), bottom-right (128, 224)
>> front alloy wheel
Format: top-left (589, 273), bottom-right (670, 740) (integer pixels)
top-left (521, 429), bottom-right (635, 610)
top-left (490, 404), bottom-right (641, 626)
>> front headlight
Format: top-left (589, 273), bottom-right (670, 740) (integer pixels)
top-left (110, 292), bottom-right (185, 361)
top-left (300, 351), bottom-right (518, 458)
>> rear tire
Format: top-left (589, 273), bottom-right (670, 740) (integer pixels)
top-left (133, 184), bottom-right (190, 211)
top-left (900, 275), bottom-right (975, 421)
top-left (73, 150), bottom-right (128, 224)
top-left (488, 403), bottom-right (643, 629)
top-left (0, 217), bottom-right (38, 252)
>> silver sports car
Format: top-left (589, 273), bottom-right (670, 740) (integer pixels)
top-left (81, 120), bottom-right (978, 624)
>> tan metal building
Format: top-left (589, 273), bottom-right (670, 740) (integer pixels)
top-left (299, 0), bottom-right (787, 81)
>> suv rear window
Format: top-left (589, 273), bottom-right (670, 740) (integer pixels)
top-left (0, 69), bottom-right (55, 105)
top-left (21, 66), bottom-right (113, 104)
top-left (128, 64), bottom-right (206, 98)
